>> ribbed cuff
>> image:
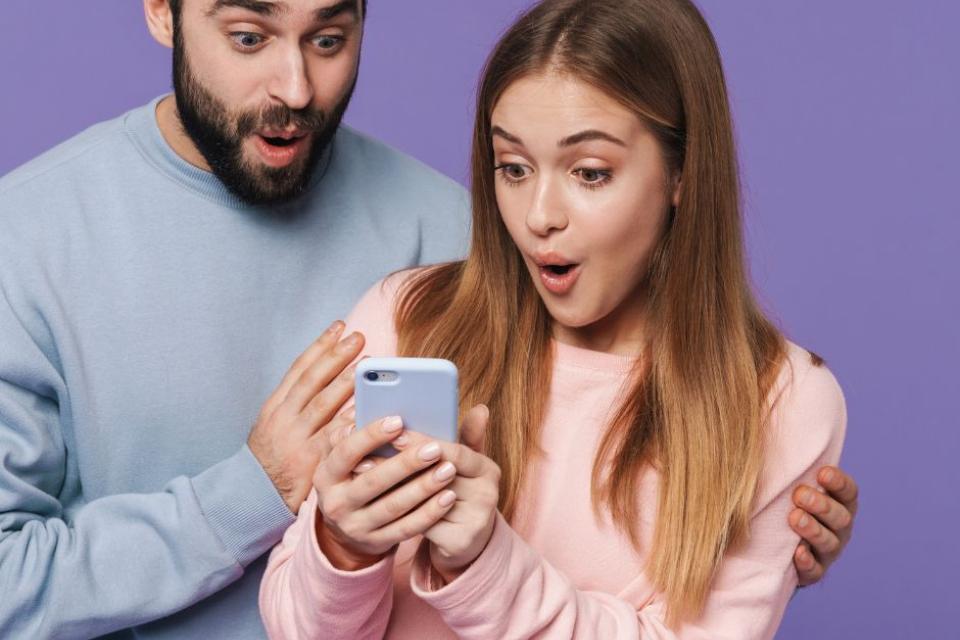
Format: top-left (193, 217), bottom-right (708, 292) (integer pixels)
top-left (191, 444), bottom-right (296, 567)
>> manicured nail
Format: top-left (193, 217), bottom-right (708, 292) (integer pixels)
top-left (798, 514), bottom-right (809, 528)
top-left (382, 416), bottom-right (403, 433)
top-left (393, 434), bottom-right (409, 447)
top-left (434, 462), bottom-right (456, 482)
top-left (438, 490), bottom-right (457, 507)
top-left (418, 442), bottom-right (441, 461)
top-left (356, 460), bottom-right (375, 473)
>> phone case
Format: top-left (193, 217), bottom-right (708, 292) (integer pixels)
top-left (355, 357), bottom-right (459, 457)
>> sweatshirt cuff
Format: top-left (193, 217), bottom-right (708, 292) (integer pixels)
top-left (410, 512), bottom-right (515, 610)
top-left (191, 444), bottom-right (296, 567)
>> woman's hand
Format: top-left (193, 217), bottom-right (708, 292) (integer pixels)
top-left (312, 416), bottom-right (460, 571)
top-left (790, 465), bottom-right (859, 585)
top-left (422, 405), bottom-right (501, 585)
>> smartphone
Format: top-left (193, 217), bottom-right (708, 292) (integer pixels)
top-left (355, 357), bottom-right (459, 457)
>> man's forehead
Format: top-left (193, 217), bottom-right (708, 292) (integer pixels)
top-left (204, 0), bottom-right (360, 21)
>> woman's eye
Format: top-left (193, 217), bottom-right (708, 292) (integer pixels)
top-left (229, 32), bottom-right (265, 50)
top-left (496, 164), bottom-right (529, 183)
top-left (575, 167), bottom-right (613, 187)
top-left (313, 35), bottom-right (345, 52)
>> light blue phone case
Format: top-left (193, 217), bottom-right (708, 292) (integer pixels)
top-left (355, 357), bottom-right (459, 457)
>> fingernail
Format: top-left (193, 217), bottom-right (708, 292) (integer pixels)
top-left (418, 442), bottom-right (441, 461)
top-left (335, 333), bottom-right (361, 353)
top-left (798, 514), bottom-right (809, 528)
top-left (434, 462), bottom-right (456, 482)
top-left (822, 468), bottom-right (835, 483)
top-left (438, 490), bottom-right (457, 507)
top-left (356, 460), bottom-right (375, 473)
top-left (382, 416), bottom-right (403, 433)
top-left (806, 492), bottom-right (819, 509)
top-left (327, 320), bottom-right (344, 335)
top-left (393, 434), bottom-right (409, 447)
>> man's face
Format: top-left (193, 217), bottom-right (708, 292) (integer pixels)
top-left (172, 0), bottom-right (363, 205)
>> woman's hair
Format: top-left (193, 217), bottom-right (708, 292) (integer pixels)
top-left (396, 0), bottom-right (793, 624)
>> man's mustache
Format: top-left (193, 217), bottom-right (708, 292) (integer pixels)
top-left (236, 104), bottom-right (326, 136)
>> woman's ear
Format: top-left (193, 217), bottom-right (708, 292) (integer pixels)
top-left (144, 0), bottom-right (176, 49)
top-left (671, 173), bottom-right (682, 209)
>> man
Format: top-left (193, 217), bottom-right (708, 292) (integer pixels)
top-left (0, 1), bottom-right (857, 638)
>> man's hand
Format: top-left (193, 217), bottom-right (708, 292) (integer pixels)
top-left (247, 320), bottom-right (364, 513)
top-left (790, 465), bottom-right (859, 586)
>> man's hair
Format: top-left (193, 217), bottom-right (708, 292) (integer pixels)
top-left (168, 0), bottom-right (368, 22)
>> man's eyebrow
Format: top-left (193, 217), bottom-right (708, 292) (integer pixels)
top-left (206, 0), bottom-right (286, 18)
top-left (558, 130), bottom-right (627, 148)
top-left (491, 126), bottom-right (524, 146)
top-left (315, 0), bottom-right (360, 22)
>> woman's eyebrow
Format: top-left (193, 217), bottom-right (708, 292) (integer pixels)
top-left (558, 130), bottom-right (626, 147)
top-left (491, 126), bottom-right (524, 146)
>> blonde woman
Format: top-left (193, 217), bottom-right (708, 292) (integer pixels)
top-left (260, 0), bottom-right (847, 636)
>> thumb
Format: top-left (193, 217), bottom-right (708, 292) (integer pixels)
top-left (459, 404), bottom-right (489, 453)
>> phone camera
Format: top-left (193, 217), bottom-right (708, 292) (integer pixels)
top-left (364, 371), bottom-right (379, 382)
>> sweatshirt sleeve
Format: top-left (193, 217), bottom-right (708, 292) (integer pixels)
top-left (409, 355), bottom-right (847, 640)
top-left (0, 281), bottom-right (295, 638)
top-left (258, 276), bottom-right (407, 639)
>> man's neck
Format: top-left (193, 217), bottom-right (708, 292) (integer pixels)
top-left (155, 95), bottom-right (212, 172)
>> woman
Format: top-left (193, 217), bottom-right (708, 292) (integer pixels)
top-left (259, 0), bottom-right (846, 637)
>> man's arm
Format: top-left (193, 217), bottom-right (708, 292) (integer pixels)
top-left (790, 465), bottom-right (859, 585)
top-left (0, 287), bottom-right (361, 637)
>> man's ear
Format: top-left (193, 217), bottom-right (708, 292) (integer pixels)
top-left (144, 0), bottom-right (176, 49)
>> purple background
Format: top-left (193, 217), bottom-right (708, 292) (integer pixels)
top-left (2, 1), bottom-right (957, 637)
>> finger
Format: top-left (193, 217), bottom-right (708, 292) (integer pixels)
top-left (284, 332), bottom-right (364, 412)
top-left (794, 542), bottom-right (824, 587)
top-left (320, 416), bottom-right (406, 482)
top-left (367, 489), bottom-right (458, 548)
top-left (309, 407), bottom-right (355, 458)
top-left (789, 506), bottom-right (841, 557)
top-left (297, 363), bottom-right (357, 434)
top-left (353, 456), bottom-right (386, 474)
top-left (261, 321), bottom-right (344, 416)
top-left (817, 466), bottom-right (859, 514)
top-left (459, 404), bottom-right (489, 453)
top-left (346, 440), bottom-right (445, 506)
top-left (358, 460), bottom-right (457, 529)
top-left (435, 441), bottom-right (489, 478)
top-left (793, 485), bottom-right (853, 536)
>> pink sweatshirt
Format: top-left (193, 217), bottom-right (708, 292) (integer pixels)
top-left (259, 274), bottom-right (846, 639)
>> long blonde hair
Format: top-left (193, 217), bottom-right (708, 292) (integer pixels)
top-left (396, 0), bottom-right (795, 624)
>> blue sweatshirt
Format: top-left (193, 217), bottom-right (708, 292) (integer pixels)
top-left (0, 96), bottom-right (470, 639)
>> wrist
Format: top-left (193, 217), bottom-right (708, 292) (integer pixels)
top-left (314, 511), bottom-right (385, 571)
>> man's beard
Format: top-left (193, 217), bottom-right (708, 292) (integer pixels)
top-left (172, 33), bottom-right (355, 206)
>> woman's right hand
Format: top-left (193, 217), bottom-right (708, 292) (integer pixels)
top-left (312, 416), bottom-right (459, 570)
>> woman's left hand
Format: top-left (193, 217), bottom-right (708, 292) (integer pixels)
top-left (422, 405), bottom-right (501, 584)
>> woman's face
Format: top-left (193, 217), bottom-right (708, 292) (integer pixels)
top-left (491, 73), bottom-right (678, 352)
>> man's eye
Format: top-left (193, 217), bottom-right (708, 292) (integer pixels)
top-left (313, 35), bottom-right (344, 52)
top-left (229, 32), bottom-right (265, 49)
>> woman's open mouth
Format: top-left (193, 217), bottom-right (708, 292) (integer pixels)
top-left (538, 263), bottom-right (581, 295)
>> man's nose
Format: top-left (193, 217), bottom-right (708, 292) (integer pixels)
top-left (265, 48), bottom-right (313, 111)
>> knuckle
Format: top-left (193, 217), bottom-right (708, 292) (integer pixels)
top-left (384, 494), bottom-right (407, 519)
